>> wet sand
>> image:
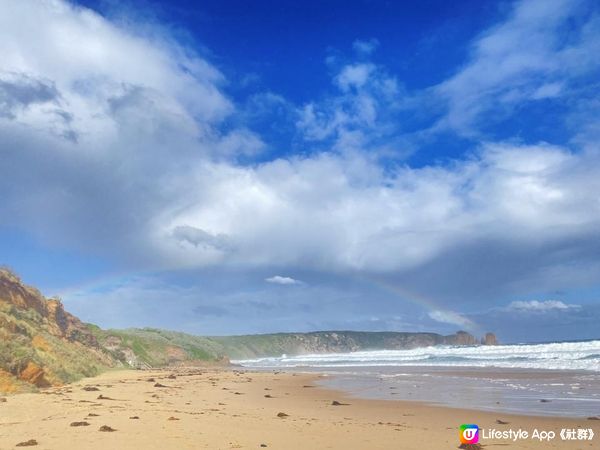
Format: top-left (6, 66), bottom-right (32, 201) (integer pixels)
top-left (0, 368), bottom-right (597, 449)
top-left (317, 366), bottom-right (600, 417)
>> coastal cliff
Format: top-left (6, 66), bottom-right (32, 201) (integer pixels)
top-left (209, 330), bottom-right (481, 359)
top-left (0, 268), bottom-right (114, 392)
top-left (0, 268), bottom-right (497, 392)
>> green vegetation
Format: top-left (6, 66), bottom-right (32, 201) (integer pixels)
top-left (87, 328), bottom-right (462, 361)
top-left (88, 327), bottom-right (227, 367)
top-left (209, 330), bottom-right (449, 359)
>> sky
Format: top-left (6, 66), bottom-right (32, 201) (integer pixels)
top-left (1, 0), bottom-right (600, 342)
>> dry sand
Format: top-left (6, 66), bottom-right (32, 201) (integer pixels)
top-left (0, 368), bottom-right (597, 449)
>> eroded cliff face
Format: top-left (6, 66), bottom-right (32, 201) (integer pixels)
top-left (0, 269), bottom-right (114, 392)
top-left (0, 269), bottom-right (95, 342)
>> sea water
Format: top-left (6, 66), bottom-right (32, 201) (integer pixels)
top-left (235, 340), bottom-right (600, 417)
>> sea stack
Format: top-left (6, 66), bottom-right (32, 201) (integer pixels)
top-left (481, 332), bottom-right (498, 345)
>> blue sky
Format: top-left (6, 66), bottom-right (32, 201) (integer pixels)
top-left (1, 0), bottom-right (599, 342)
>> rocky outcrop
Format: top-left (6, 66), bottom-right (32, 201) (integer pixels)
top-left (18, 361), bottom-right (50, 388)
top-left (481, 332), bottom-right (498, 345)
top-left (443, 330), bottom-right (478, 346)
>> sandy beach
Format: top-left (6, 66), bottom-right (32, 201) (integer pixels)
top-left (0, 368), bottom-right (597, 449)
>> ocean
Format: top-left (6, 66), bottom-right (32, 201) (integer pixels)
top-left (235, 340), bottom-right (600, 417)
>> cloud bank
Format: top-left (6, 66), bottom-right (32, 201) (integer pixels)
top-left (507, 300), bottom-right (580, 312)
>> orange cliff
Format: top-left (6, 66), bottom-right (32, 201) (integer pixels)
top-left (0, 268), bottom-right (97, 343)
top-left (0, 268), bottom-right (113, 392)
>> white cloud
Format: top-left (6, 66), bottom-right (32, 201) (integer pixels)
top-left (428, 310), bottom-right (475, 330)
top-left (0, 0), bottom-right (232, 126)
top-left (265, 275), bottom-right (302, 285)
top-left (171, 225), bottom-right (232, 252)
top-left (0, 0), bottom-right (259, 261)
top-left (160, 142), bottom-right (600, 277)
top-left (296, 59), bottom-right (402, 153)
top-left (507, 300), bottom-right (580, 312)
top-left (435, 0), bottom-right (600, 134)
top-left (335, 63), bottom-right (375, 91)
top-left (531, 82), bottom-right (563, 100)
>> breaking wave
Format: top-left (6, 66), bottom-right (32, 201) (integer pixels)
top-left (235, 340), bottom-right (600, 372)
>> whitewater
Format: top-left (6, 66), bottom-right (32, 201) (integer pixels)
top-left (235, 340), bottom-right (600, 372)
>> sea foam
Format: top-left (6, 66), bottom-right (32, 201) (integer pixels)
top-left (235, 340), bottom-right (600, 371)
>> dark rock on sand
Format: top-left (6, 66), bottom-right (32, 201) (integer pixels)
top-left (167, 417), bottom-right (180, 421)
top-left (129, 416), bottom-right (140, 419)
top-left (87, 413), bottom-right (100, 417)
top-left (277, 412), bottom-right (289, 418)
top-left (496, 419), bottom-right (510, 425)
top-left (82, 386), bottom-right (100, 391)
top-left (458, 444), bottom-right (482, 450)
top-left (70, 421), bottom-right (90, 427)
top-left (264, 394), bottom-right (274, 398)
top-left (99, 425), bottom-right (117, 432)
top-left (331, 400), bottom-right (350, 406)
top-left (154, 383), bottom-right (168, 388)
top-left (16, 439), bottom-right (38, 447)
